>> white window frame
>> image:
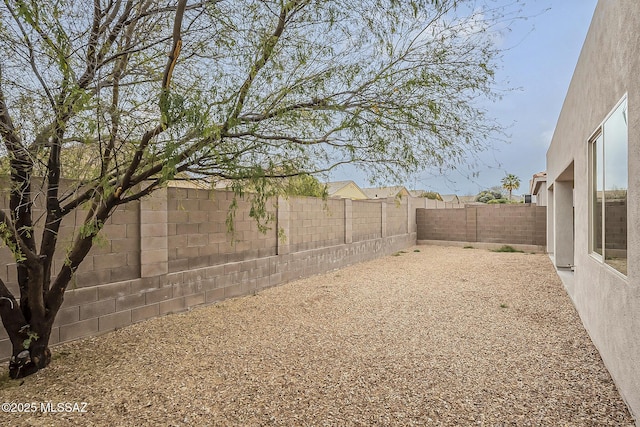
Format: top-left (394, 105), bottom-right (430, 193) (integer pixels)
top-left (588, 94), bottom-right (628, 277)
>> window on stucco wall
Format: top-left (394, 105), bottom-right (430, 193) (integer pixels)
top-left (589, 95), bottom-right (628, 276)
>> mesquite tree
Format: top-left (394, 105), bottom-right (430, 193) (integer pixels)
top-left (0, 0), bottom-right (517, 378)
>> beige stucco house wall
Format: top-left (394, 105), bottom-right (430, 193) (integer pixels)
top-left (362, 186), bottom-right (410, 199)
top-left (440, 194), bottom-right (460, 204)
top-left (546, 1), bottom-right (639, 421)
top-left (326, 181), bottom-right (368, 200)
top-left (529, 172), bottom-right (547, 206)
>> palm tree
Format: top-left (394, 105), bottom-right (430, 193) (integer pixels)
top-left (501, 174), bottom-right (521, 201)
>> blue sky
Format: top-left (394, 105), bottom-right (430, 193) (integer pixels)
top-left (329, 0), bottom-right (599, 196)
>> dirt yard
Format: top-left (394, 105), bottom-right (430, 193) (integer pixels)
top-left (0, 245), bottom-right (634, 426)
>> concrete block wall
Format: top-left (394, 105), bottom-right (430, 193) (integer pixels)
top-left (475, 205), bottom-right (546, 245)
top-left (385, 199), bottom-right (410, 237)
top-left (352, 200), bottom-right (383, 241)
top-left (141, 189), bottom-right (168, 277)
top-left (0, 189), bottom-right (140, 295)
top-left (603, 200), bottom-right (627, 250)
top-left (416, 207), bottom-right (467, 242)
top-left (423, 199), bottom-right (464, 209)
top-left (0, 188), bottom-right (417, 359)
top-left (167, 188), bottom-right (277, 271)
top-left (288, 197), bottom-right (345, 252)
top-left (416, 204), bottom-right (546, 246)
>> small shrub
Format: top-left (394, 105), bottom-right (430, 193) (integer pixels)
top-left (500, 303), bottom-right (508, 309)
top-left (487, 198), bottom-right (508, 204)
top-left (492, 245), bottom-right (524, 253)
top-left (413, 249), bottom-right (420, 252)
top-left (422, 191), bottom-right (443, 201)
top-left (463, 245), bottom-right (474, 249)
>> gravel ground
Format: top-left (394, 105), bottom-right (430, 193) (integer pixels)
top-left (0, 245), bottom-right (634, 426)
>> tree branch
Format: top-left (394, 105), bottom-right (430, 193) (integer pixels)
top-left (0, 277), bottom-right (28, 356)
top-left (0, 209), bottom-right (38, 265)
top-left (3, 1), bottom-right (56, 107)
top-left (223, 1), bottom-right (297, 132)
top-left (118, 0), bottom-right (187, 194)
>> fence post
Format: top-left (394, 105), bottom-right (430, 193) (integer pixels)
top-left (466, 206), bottom-right (478, 243)
top-left (381, 200), bottom-right (387, 238)
top-left (344, 198), bottom-right (353, 244)
top-left (407, 197), bottom-right (412, 234)
top-left (140, 187), bottom-right (169, 277)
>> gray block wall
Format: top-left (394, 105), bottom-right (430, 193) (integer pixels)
top-left (416, 204), bottom-right (546, 247)
top-left (0, 189), bottom-right (415, 359)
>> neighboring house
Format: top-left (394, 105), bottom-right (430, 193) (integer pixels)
top-left (326, 180), bottom-right (368, 200)
top-left (529, 171), bottom-right (547, 206)
top-left (169, 173), bottom-right (212, 189)
top-left (440, 194), bottom-right (460, 204)
top-left (546, 1), bottom-right (639, 419)
top-left (169, 179), bottom-right (211, 189)
top-left (458, 195), bottom-right (477, 204)
top-left (362, 186), bottom-right (410, 199)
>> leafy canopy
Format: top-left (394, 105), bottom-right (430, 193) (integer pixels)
top-left (0, 0), bottom-right (521, 197)
top-left (501, 173), bottom-right (521, 200)
top-left (501, 174), bottom-right (521, 192)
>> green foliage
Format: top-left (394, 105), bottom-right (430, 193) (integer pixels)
top-left (0, 0), bottom-right (517, 191)
top-left (78, 220), bottom-right (104, 242)
top-left (223, 169), bottom-right (326, 238)
top-left (487, 198), bottom-right (508, 204)
top-left (277, 227), bottom-right (287, 244)
top-left (225, 175), bottom-right (278, 238)
top-left (0, 222), bottom-right (26, 262)
top-left (19, 325), bottom-right (39, 350)
top-left (225, 192), bottom-right (240, 237)
top-left (475, 190), bottom-right (503, 203)
top-left (492, 245), bottom-right (524, 253)
top-left (283, 174), bottom-right (327, 198)
top-left (422, 191), bottom-right (443, 201)
top-left (501, 174), bottom-right (521, 200)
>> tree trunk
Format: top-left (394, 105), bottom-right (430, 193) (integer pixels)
top-left (8, 329), bottom-right (52, 379)
top-left (1, 275), bottom-right (55, 379)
